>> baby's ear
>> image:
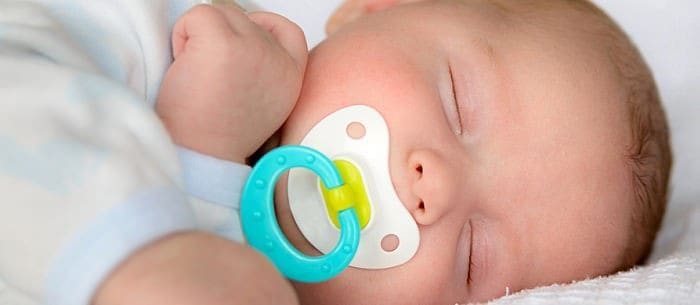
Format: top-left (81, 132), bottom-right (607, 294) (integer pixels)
top-left (326, 0), bottom-right (424, 35)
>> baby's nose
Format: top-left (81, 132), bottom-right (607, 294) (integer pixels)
top-left (407, 149), bottom-right (457, 226)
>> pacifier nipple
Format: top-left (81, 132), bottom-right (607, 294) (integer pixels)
top-left (288, 105), bottom-right (420, 269)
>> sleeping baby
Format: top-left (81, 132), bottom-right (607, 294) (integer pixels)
top-left (154, 0), bottom-right (672, 304)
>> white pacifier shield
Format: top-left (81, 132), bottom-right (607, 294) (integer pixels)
top-left (287, 105), bottom-right (420, 269)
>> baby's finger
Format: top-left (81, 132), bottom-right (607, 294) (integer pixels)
top-left (171, 15), bottom-right (188, 59)
top-left (247, 11), bottom-right (308, 72)
top-left (211, 0), bottom-right (246, 11)
top-left (173, 4), bottom-right (238, 55)
top-left (211, 3), bottom-right (257, 35)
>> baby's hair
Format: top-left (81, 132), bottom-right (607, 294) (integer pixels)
top-left (581, 1), bottom-right (673, 269)
top-left (491, 0), bottom-right (672, 269)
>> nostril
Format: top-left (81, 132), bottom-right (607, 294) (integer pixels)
top-left (415, 164), bottom-right (423, 175)
top-left (418, 201), bottom-right (425, 211)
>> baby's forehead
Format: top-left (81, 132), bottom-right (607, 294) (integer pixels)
top-left (338, 0), bottom-right (603, 51)
top-left (369, 1), bottom-right (509, 28)
top-left (384, 0), bottom-right (607, 34)
top-left (324, 1), bottom-right (514, 60)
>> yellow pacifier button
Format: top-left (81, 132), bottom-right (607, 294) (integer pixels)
top-left (320, 159), bottom-right (372, 230)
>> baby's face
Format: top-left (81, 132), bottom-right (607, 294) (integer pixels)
top-left (276, 1), bottom-right (635, 304)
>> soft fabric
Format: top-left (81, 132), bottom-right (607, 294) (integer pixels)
top-left (486, 253), bottom-right (700, 305)
top-left (0, 1), bottom-right (250, 305)
top-left (178, 147), bottom-right (249, 243)
top-left (483, 207), bottom-right (700, 305)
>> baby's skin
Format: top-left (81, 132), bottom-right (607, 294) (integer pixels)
top-left (93, 4), bottom-right (306, 305)
top-left (100, 1), bottom-right (640, 305)
top-left (276, 0), bottom-right (637, 304)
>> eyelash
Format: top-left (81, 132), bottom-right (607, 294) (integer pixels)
top-left (467, 220), bottom-right (475, 285)
top-left (448, 64), bottom-right (464, 135)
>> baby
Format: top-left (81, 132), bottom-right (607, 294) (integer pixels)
top-left (155, 0), bottom-right (672, 304)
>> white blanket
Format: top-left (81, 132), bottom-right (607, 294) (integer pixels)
top-left (486, 209), bottom-right (700, 305)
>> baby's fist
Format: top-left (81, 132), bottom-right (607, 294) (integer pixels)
top-left (157, 4), bottom-right (308, 163)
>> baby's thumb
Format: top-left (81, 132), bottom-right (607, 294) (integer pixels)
top-left (248, 12), bottom-right (308, 72)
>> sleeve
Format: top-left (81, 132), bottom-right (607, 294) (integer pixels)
top-left (177, 147), bottom-right (251, 243)
top-left (0, 1), bottom-right (199, 305)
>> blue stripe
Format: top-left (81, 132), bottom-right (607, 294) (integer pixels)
top-left (177, 147), bottom-right (251, 209)
top-left (45, 187), bottom-right (197, 305)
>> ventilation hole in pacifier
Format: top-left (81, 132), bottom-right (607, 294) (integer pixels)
top-left (346, 122), bottom-right (366, 139)
top-left (381, 234), bottom-right (400, 252)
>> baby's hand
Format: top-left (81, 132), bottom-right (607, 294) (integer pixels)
top-left (93, 232), bottom-right (298, 305)
top-left (156, 4), bottom-right (308, 163)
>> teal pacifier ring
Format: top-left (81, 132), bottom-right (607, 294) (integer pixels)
top-left (240, 145), bottom-right (361, 283)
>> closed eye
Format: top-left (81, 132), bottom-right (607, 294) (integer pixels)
top-left (467, 219), bottom-right (474, 285)
top-left (448, 63), bottom-right (464, 135)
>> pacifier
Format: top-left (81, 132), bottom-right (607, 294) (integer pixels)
top-left (288, 105), bottom-right (420, 269)
top-left (240, 105), bottom-right (420, 283)
top-left (240, 146), bottom-right (361, 282)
